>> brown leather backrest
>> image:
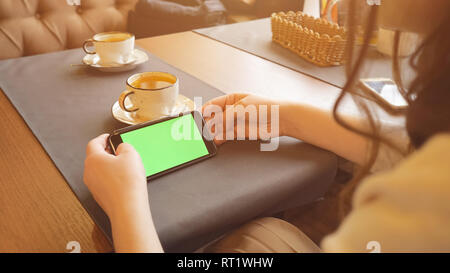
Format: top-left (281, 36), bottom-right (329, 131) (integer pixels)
top-left (0, 0), bottom-right (138, 60)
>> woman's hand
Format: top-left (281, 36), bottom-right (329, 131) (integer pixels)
top-left (202, 93), bottom-right (285, 145)
top-left (83, 134), bottom-right (147, 219)
top-left (202, 93), bottom-right (376, 166)
top-left (83, 134), bottom-right (163, 252)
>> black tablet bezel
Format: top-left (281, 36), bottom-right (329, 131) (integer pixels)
top-left (108, 111), bottom-right (217, 181)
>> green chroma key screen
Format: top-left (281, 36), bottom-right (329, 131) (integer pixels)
top-left (120, 115), bottom-right (209, 177)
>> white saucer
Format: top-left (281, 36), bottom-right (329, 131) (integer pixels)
top-left (83, 49), bottom-right (149, 72)
top-left (112, 94), bottom-right (195, 125)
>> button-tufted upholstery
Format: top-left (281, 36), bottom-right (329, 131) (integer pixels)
top-left (0, 0), bottom-right (138, 60)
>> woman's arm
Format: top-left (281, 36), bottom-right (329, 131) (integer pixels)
top-left (281, 101), bottom-right (370, 166)
top-left (110, 195), bottom-right (163, 253)
top-left (83, 134), bottom-right (163, 253)
top-left (203, 93), bottom-right (371, 166)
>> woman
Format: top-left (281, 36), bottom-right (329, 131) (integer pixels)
top-left (83, 0), bottom-right (450, 252)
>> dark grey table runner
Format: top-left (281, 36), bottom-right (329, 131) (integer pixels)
top-left (0, 48), bottom-right (337, 252)
top-left (195, 18), bottom-right (415, 88)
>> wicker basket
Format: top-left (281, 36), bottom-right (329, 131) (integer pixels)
top-left (271, 11), bottom-right (347, 66)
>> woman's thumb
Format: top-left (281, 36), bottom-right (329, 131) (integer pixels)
top-left (116, 143), bottom-right (136, 155)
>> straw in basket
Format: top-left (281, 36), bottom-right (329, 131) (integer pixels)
top-left (271, 11), bottom-right (347, 66)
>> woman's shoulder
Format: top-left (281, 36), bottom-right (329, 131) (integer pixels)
top-left (321, 134), bottom-right (450, 252)
top-left (355, 133), bottom-right (450, 208)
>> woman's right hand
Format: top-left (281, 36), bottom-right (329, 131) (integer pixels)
top-left (202, 93), bottom-right (285, 145)
top-left (202, 93), bottom-right (378, 166)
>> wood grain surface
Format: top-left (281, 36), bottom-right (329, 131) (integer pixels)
top-left (0, 90), bottom-right (112, 253)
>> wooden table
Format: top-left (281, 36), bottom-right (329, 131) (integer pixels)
top-left (0, 31), bottom-right (402, 252)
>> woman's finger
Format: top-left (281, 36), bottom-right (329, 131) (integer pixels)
top-left (86, 134), bottom-right (110, 156)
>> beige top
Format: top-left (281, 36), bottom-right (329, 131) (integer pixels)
top-left (322, 134), bottom-right (450, 252)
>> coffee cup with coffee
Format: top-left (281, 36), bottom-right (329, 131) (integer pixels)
top-left (118, 72), bottom-right (179, 121)
top-left (83, 31), bottom-right (135, 65)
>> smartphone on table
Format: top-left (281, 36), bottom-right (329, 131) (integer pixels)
top-left (109, 111), bottom-right (217, 181)
top-left (358, 78), bottom-right (409, 111)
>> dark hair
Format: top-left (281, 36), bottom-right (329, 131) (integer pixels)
top-left (334, 0), bottom-right (450, 216)
top-left (406, 15), bottom-right (450, 147)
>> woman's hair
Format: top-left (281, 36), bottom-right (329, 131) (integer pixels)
top-left (334, 0), bottom-right (450, 216)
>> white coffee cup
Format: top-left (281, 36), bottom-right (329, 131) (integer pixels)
top-left (83, 31), bottom-right (135, 65)
top-left (119, 72), bottom-right (179, 121)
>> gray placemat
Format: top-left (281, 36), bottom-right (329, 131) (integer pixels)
top-left (195, 18), bottom-right (415, 88)
top-left (0, 48), bottom-right (337, 252)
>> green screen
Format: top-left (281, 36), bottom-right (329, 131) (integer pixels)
top-left (120, 114), bottom-right (209, 177)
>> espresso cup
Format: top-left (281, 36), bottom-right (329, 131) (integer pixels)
top-left (119, 72), bottom-right (179, 121)
top-left (83, 31), bottom-right (135, 65)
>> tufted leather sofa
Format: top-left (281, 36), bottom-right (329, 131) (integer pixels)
top-left (0, 0), bottom-right (138, 60)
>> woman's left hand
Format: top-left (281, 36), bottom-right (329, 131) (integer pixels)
top-left (83, 134), bottom-right (163, 252)
top-left (83, 134), bottom-right (148, 220)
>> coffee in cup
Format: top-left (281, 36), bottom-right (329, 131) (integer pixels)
top-left (118, 72), bottom-right (179, 121)
top-left (83, 32), bottom-right (135, 65)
